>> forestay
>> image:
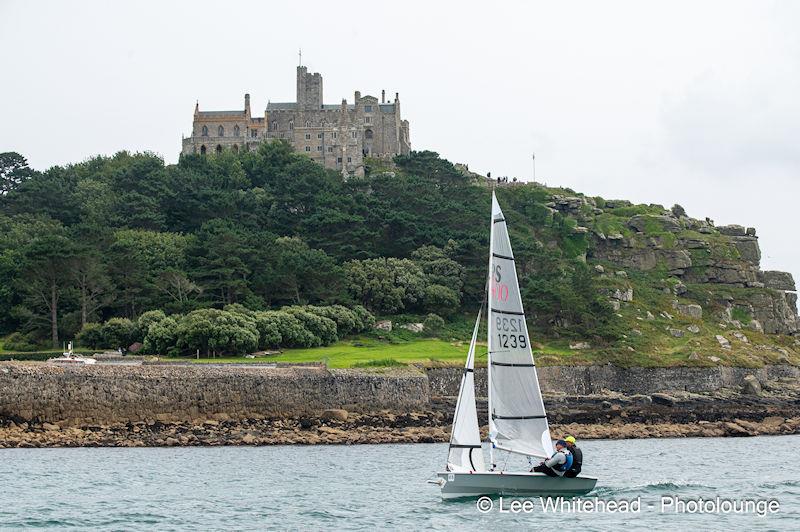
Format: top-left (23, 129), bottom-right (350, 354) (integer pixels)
top-left (446, 311), bottom-right (486, 472)
top-left (487, 192), bottom-right (554, 459)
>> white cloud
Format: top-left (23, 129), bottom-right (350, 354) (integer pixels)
top-left (1, 0), bottom-right (798, 285)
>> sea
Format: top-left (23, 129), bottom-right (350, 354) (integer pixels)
top-left (1, 435), bottom-right (798, 531)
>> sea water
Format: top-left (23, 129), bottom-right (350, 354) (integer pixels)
top-left (0, 435), bottom-right (798, 530)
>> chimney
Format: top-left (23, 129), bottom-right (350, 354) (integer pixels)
top-left (395, 92), bottom-right (399, 102)
top-left (355, 90), bottom-right (361, 102)
top-left (244, 93), bottom-right (251, 116)
top-left (381, 90), bottom-right (385, 103)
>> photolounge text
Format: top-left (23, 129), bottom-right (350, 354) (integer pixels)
top-left (481, 496), bottom-right (781, 516)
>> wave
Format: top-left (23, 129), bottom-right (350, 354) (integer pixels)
top-left (592, 481), bottom-right (717, 496)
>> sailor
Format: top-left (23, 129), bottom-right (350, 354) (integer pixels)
top-left (563, 435), bottom-right (583, 478)
top-left (532, 440), bottom-right (572, 477)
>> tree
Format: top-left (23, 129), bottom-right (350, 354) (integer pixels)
top-left (17, 226), bottom-right (76, 347)
top-left (71, 253), bottom-right (112, 328)
top-left (190, 220), bottom-right (253, 306)
top-left (108, 229), bottom-right (191, 317)
top-left (155, 270), bottom-right (202, 312)
top-left (262, 237), bottom-right (345, 306)
top-left (0, 152), bottom-right (35, 195)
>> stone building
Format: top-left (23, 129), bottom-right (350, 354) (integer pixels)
top-left (181, 65), bottom-right (411, 177)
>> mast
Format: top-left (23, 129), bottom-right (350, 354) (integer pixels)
top-left (487, 192), bottom-right (497, 470)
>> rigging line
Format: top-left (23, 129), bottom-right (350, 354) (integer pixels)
top-left (501, 449), bottom-right (511, 472)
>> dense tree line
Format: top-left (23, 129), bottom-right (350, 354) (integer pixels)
top-left (0, 143), bottom-right (617, 351)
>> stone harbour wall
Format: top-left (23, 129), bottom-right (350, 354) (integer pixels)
top-left (2, 362), bottom-right (799, 427)
top-left (425, 364), bottom-right (800, 396)
top-left (0, 363), bottom-right (430, 425)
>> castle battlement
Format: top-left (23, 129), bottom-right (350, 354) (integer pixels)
top-left (181, 66), bottom-right (411, 177)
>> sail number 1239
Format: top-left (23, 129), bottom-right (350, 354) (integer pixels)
top-left (495, 317), bottom-right (527, 348)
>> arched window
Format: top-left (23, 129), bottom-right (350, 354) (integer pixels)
top-left (216, 145), bottom-right (222, 154)
top-left (305, 120), bottom-right (311, 127)
top-left (289, 121), bottom-right (293, 130)
top-left (218, 125), bottom-right (224, 137)
top-left (232, 144), bottom-right (239, 154)
top-left (200, 145), bottom-right (207, 155)
top-left (234, 125), bottom-right (240, 137)
top-left (364, 129), bottom-right (374, 140)
top-left (201, 125), bottom-right (208, 137)
top-left (271, 121), bottom-right (278, 131)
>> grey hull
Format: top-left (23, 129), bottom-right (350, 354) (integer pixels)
top-left (437, 471), bottom-right (597, 500)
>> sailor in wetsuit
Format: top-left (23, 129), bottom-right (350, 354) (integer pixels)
top-left (532, 439), bottom-right (572, 477)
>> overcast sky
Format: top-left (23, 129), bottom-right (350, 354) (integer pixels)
top-left (1, 0), bottom-right (798, 286)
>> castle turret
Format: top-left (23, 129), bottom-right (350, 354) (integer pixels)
top-left (297, 65), bottom-right (323, 111)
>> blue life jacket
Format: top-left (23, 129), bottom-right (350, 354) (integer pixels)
top-left (554, 451), bottom-right (573, 472)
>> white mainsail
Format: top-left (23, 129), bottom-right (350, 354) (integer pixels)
top-left (446, 310), bottom-right (486, 472)
top-left (487, 192), bottom-right (554, 459)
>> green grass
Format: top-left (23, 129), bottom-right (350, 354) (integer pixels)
top-left (188, 337), bottom-right (488, 368)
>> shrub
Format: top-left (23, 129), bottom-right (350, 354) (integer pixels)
top-left (423, 284), bottom-right (460, 316)
top-left (175, 309), bottom-right (259, 356)
top-left (223, 303), bottom-right (255, 317)
top-left (284, 307), bottom-right (337, 345)
top-left (75, 323), bottom-right (104, 349)
top-left (142, 316), bottom-right (179, 355)
top-left (101, 318), bottom-right (137, 350)
top-left (306, 305), bottom-right (359, 336)
top-left (423, 313), bottom-right (445, 336)
top-left (2, 331), bottom-right (40, 352)
top-left (135, 310), bottom-right (167, 340)
top-left (253, 311), bottom-right (283, 349)
top-left (262, 310), bottom-right (317, 348)
top-left (351, 305), bottom-right (375, 331)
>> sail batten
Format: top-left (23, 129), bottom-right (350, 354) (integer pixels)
top-left (486, 192), bottom-right (554, 460)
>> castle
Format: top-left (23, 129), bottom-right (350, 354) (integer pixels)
top-left (181, 65), bottom-right (411, 177)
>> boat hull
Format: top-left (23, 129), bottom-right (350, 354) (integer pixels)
top-left (436, 471), bottom-right (597, 500)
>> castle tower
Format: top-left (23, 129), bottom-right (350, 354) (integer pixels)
top-left (296, 66), bottom-right (323, 111)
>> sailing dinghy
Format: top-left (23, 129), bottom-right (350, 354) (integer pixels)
top-left (433, 192), bottom-right (597, 499)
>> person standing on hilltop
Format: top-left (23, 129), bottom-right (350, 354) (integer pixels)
top-left (563, 435), bottom-right (583, 478)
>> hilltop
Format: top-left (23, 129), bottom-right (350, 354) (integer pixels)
top-left (0, 145), bottom-right (797, 367)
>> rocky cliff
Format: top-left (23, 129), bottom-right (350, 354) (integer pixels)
top-left (536, 192), bottom-right (799, 365)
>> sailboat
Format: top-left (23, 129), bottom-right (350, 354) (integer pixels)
top-left (432, 192), bottom-right (597, 499)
